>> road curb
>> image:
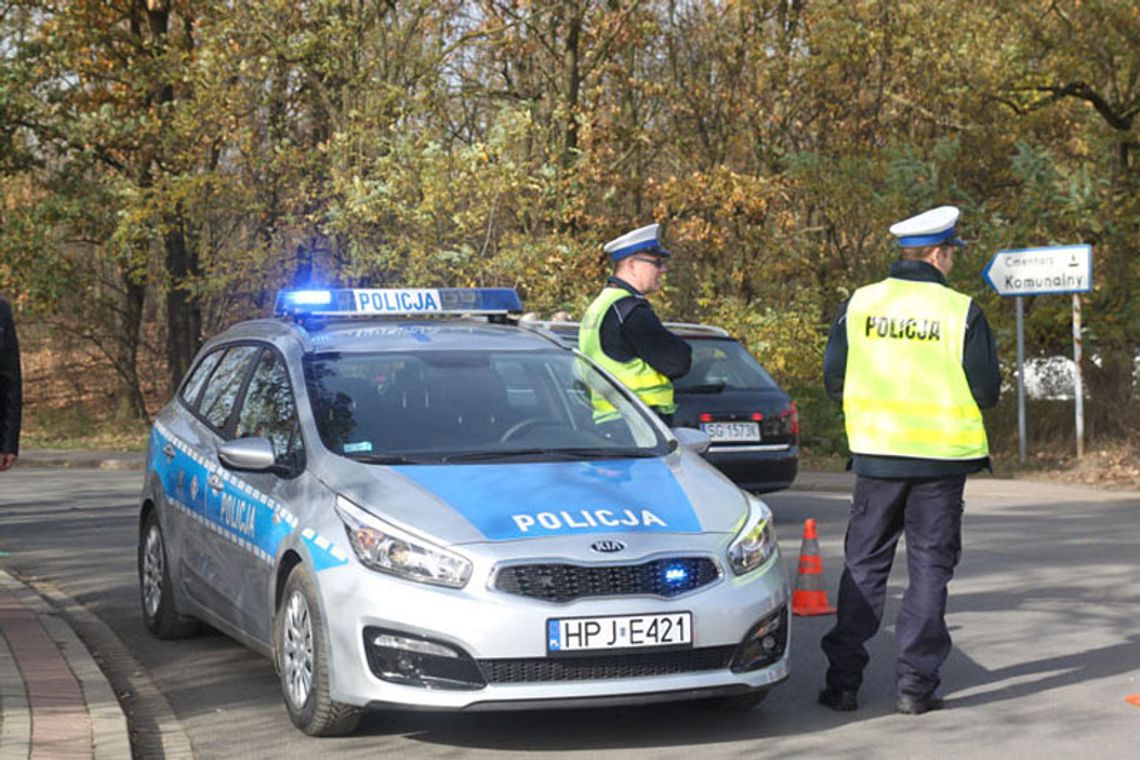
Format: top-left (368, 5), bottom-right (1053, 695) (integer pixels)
top-left (0, 569), bottom-right (197, 760)
top-left (0, 570), bottom-right (117, 759)
top-left (28, 578), bottom-right (197, 760)
top-left (0, 631), bottom-right (31, 760)
top-left (37, 614), bottom-right (131, 760)
top-left (786, 472), bottom-right (855, 493)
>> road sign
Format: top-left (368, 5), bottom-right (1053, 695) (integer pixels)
top-left (982, 243), bottom-right (1095, 464)
top-left (982, 244), bottom-right (1092, 297)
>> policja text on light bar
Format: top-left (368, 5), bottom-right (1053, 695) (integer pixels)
top-left (274, 287), bottom-right (523, 318)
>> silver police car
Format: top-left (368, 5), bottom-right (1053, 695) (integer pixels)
top-left (137, 288), bottom-right (790, 736)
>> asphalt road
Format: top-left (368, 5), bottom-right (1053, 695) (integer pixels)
top-left (2, 469), bottom-right (1139, 759)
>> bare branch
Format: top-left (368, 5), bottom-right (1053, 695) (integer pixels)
top-left (1010, 83), bottom-right (1135, 131)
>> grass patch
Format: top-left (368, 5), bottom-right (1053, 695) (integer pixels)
top-left (21, 407), bottom-right (150, 452)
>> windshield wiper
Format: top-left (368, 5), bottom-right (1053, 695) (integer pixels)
top-left (561, 447), bottom-right (659, 459)
top-left (442, 447), bottom-right (658, 463)
top-left (344, 453), bottom-right (435, 465)
top-left (678, 382), bottom-right (727, 394)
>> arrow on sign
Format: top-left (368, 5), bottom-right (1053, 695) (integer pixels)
top-left (982, 245), bottom-right (1092, 297)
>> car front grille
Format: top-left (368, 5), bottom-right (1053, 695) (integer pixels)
top-left (493, 557), bottom-right (720, 602)
top-left (477, 646), bottom-right (736, 683)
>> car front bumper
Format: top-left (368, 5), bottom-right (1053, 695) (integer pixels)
top-left (318, 549), bottom-right (790, 710)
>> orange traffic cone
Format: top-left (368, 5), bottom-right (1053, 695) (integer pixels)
top-left (792, 518), bottom-right (836, 616)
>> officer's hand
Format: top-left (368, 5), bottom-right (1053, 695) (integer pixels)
top-left (0, 453), bottom-right (16, 471)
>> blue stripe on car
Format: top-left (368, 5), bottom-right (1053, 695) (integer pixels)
top-left (151, 424), bottom-right (347, 570)
top-left (392, 458), bottom-right (702, 539)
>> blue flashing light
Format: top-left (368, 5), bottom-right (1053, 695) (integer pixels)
top-left (285, 290), bottom-right (332, 306)
top-left (663, 565), bottom-right (689, 585)
top-left (273, 287), bottom-right (523, 318)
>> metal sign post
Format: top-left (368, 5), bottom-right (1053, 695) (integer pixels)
top-left (982, 244), bottom-right (1093, 461)
top-left (1073, 293), bottom-right (1084, 458)
top-left (1016, 297), bottom-right (1026, 464)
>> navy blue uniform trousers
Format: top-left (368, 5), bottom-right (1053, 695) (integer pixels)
top-left (821, 474), bottom-right (966, 697)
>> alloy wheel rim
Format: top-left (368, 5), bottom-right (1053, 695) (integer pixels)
top-left (142, 525), bottom-right (164, 619)
top-left (283, 590), bottom-right (314, 709)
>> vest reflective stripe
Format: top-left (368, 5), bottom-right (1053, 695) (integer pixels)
top-left (844, 397), bottom-right (983, 420)
top-left (580, 287), bottom-right (676, 416)
top-left (843, 278), bottom-right (988, 460)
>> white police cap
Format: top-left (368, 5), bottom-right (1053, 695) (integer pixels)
top-left (603, 223), bottom-right (671, 261)
top-left (888, 205), bottom-right (966, 248)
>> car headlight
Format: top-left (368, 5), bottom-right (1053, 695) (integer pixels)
top-left (334, 496), bottom-right (472, 588)
top-left (727, 495), bottom-right (777, 576)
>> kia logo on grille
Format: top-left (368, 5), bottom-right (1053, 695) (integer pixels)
top-left (590, 540), bottom-right (626, 553)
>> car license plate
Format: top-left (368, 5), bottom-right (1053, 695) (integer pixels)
top-left (547, 612), bottom-right (692, 655)
top-left (701, 421), bottom-right (760, 442)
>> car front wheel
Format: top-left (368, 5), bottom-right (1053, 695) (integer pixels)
top-left (275, 565), bottom-right (361, 736)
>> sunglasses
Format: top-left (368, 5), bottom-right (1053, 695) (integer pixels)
top-left (631, 256), bottom-right (668, 269)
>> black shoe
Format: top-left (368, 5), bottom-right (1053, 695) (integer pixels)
top-left (896, 692), bottom-right (944, 715)
top-left (818, 687), bottom-right (858, 712)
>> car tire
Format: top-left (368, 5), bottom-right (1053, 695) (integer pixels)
top-left (138, 511), bottom-right (200, 639)
top-left (275, 565), bottom-right (361, 736)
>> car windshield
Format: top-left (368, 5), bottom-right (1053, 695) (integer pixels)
top-left (674, 338), bottom-right (780, 392)
top-left (304, 348), bottom-right (669, 463)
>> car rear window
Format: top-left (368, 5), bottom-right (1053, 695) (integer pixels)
top-left (675, 338), bottom-right (780, 392)
top-left (180, 349), bottom-right (224, 407)
top-left (198, 346), bottom-right (261, 431)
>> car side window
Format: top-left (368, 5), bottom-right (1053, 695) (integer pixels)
top-left (198, 345), bottom-right (260, 431)
top-left (180, 349), bottom-right (224, 408)
top-left (235, 350), bottom-right (304, 465)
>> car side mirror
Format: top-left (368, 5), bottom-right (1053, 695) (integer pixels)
top-left (671, 427), bottom-right (710, 455)
top-left (218, 437), bottom-right (278, 472)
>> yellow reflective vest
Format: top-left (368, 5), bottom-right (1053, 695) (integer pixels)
top-left (843, 278), bottom-right (988, 460)
top-left (580, 287), bottom-right (676, 420)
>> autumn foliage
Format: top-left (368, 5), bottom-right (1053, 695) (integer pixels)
top-left (1, 1), bottom-right (1137, 450)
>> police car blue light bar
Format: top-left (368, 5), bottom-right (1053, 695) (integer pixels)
top-left (274, 287), bottom-right (523, 317)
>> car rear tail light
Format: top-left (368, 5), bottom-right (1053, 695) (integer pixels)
top-left (781, 402), bottom-right (800, 437)
top-left (698, 413), bottom-right (714, 423)
top-left (750, 412), bottom-right (764, 422)
top-left (760, 403), bottom-right (799, 440)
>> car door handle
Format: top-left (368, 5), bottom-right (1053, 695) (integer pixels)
top-left (207, 473), bottom-right (224, 494)
top-left (162, 443), bottom-right (176, 462)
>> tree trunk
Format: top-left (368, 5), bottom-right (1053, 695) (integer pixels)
top-left (561, 13), bottom-right (581, 172)
top-left (164, 221), bottom-right (201, 389)
top-left (114, 275), bottom-right (150, 422)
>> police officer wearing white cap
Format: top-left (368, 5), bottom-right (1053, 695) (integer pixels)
top-left (579, 223), bottom-right (691, 425)
top-left (818, 205), bottom-right (1000, 716)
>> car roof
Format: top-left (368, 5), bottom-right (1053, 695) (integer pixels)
top-left (664, 322), bottom-right (732, 339)
top-left (210, 317), bottom-right (566, 354)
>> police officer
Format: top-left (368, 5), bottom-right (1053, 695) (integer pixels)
top-left (580, 223), bottom-right (691, 425)
top-left (817, 206), bottom-right (1000, 715)
top-left (0, 296), bottom-right (21, 472)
